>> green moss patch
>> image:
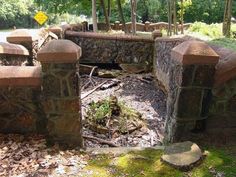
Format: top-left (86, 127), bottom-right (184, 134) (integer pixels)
top-left (82, 146), bottom-right (236, 177)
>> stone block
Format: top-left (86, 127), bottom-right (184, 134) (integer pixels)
top-left (42, 74), bottom-right (61, 97)
top-left (0, 42), bottom-right (29, 56)
top-left (193, 65), bottom-right (215, 87)
top-left (0, 66), bottom-right (41, 87)
top-left (37, 40), bottom-right (81, 63)
top-left (177, 88), bottom-right (203, 119)
top-left (171, 41), bottom-right (219, 65)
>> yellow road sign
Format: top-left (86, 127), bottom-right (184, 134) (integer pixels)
top-left (34, 11), bottom-right (48, 25)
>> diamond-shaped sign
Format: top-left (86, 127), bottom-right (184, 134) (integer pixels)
top-left (34, 11), bottom-right (48, 25)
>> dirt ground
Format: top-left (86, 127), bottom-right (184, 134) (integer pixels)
top-left (81, 72), bottom-right (167, 148)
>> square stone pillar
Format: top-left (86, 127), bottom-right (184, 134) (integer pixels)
top-left (37, 40), bottom-right (83, 148)
top-left (0, 42), bottom-right (29, 65)
top-left (165, 41), bottom-right (219, 142)
top-left (7, 29), bottom-right (58, 65)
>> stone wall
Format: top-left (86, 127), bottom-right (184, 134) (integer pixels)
top-left (0, 40), bottom-right (83, 148)
top-left (154, 38), bottom-right (236, 144)
top-left (0, 66), bottom-right (43, 134)
top-left (154, 37), bottom-right (186, 92)
top-left (65, 31), bottom-right (154, 66)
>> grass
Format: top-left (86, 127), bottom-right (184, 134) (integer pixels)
top-left (81, 146), bottom-right (236, 177)
top-left (208, 37), bottom-right (236, 51)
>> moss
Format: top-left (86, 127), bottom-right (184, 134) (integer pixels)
top-left (83, 146), bottom-right (236, 177)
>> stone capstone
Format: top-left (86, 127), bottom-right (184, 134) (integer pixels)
top-left (161, 141), bottom-right (202, 171)
top-left (171, 40), bottom-right (219, 65)
top-left (37, 39), bottom-right (81, 63)
top-left (0, 42), bottom-right (29, 56)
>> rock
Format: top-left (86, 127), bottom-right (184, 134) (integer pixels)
top-left (119, 63), bottom-right (150, 74)
top-left (98, 69), bottom-right (121, 78)
top-left (161, 141), bottom-right (202, 171)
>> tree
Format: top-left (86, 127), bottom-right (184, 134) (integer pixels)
top-left (131, 0), bottom-right (137, 35)
top-left (92, 0), bottom-right (98, 32)
top-left (100, 0), bottom-right (111, 31)
top-left (117, 0), bottom-right (128, 33)
top-left (223, 0), bottom-right (233, 37)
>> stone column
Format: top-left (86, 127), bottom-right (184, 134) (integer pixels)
top-left (37, 39), bottom-right (83, 148)
top-left (145, 21), bottom-right (151, 32)
top-left (0, 42), bottom-right (29, 66)
top-left (165, 41), bottom-right (219, 142)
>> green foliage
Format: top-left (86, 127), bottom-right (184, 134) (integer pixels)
top-left (189, 22), bottom-right (222, 38)
top-left (83, 146), bottom-right (236, 177)
top-left (209, 38), bottom-right (236, 51)
top-left (0, 0), bottom-right (37, 28)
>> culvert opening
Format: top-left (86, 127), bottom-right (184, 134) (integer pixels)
top-left (81, 69), bottom-right (167, 148)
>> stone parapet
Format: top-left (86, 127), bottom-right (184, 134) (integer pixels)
top-left (38, 39), bottom-right (83, 148)
top-left (0, 42), bottom-right (29, 66)
top-left (154, 40), bottom-right (220, 142)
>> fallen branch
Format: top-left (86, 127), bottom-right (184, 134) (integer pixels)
top-left (82, 66), bottom-right (98, 90)
top-left (81, 80), bottom-right (108, 99)
top-left (82, 135), bottom-right (119, 147)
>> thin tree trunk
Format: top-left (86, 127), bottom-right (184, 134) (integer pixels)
top-left (173, 0), bottom-right (177, 34)
top-left (92, 0), bottom-right (98, 32)
top-left (107, 0), bottom-right (111, 18)
top-left (117, 0), bottom-right (128, 33)
top-left (180, 0), bottom-right (184, 34)
top-left (131, 0), bottom-right (137, 35)
top-left (100, 0), bottom-right (111, 31)
top-left (167, 0), bottom-right (172, 36)
top-left (223, 0), bottom-right (233, 37)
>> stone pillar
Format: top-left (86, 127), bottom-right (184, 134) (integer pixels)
top-left (37, 40), bottom-right (83, 148)
top-left (114, 21), bottom-right (120, 30)
top-left (165, 41), bottom-right (219, 142)
top-left (7, 29), bottom-right (34, 65)
top-left (0, 42), bottom-right (29, 66)
top-left (145, 21), bottom-right (151, 32)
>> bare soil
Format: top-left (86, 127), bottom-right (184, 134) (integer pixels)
top-left (81, 73), bottom-right (167, 148)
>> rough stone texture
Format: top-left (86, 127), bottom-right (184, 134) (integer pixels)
top-left (65, 31), bottom-right (154, 67)
top-left (0, 87), bottom-right (46, 134)
top-left (208, 77), bottom-right (236, 143)
top-left (154, 39), bottom-right (220, 143)
top-left (39, 40), bottom-right (83, 148)
top-left (161, 141), bottom-right (202, 171)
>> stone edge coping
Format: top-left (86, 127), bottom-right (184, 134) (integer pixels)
top-left (65, 31), bottom-right (154, 42)
top-left (155, 37), bottom-right (186, 42)
top-left (0, 42), bottom-right (29, 56)
top-left (171, 41), bottom-right (219, 65)
top-left (37, 39), bottom-right (81, 63)
top-left (214, 52), bottom-right (236, 87)
top-left (0, 66), bottom-right (41, 87)
top-left (6, 29), bottom-right (50, 43)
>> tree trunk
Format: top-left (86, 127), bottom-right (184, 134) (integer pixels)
top-left (92, 0), bottom-right (98, 32)
top-left (117, 0), bottom-right (128, 33)
top-left (223, 0), bottom-right (233, 37)
top-left (167, 0), bottom-right (172, 36)
top-left (180, 0), bottom-right (184, 34)
top-left (131, 0), bottom-right (137, 35)
top-left (173, 0), bottom-right (177, 35)
top-left (107, 0), bottom-right (111, 18)
top-left (100, 0), bottom-right (111, 31)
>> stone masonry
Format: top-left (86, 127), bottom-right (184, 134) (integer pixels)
top-left (65, 31), bottom-right (154, 67)
top-left (0, 42), bottom-right (29, 66)
top-left (37, 39), bottom-right (83, 148)
top-left (154, 40), bottom-right (219, 143)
